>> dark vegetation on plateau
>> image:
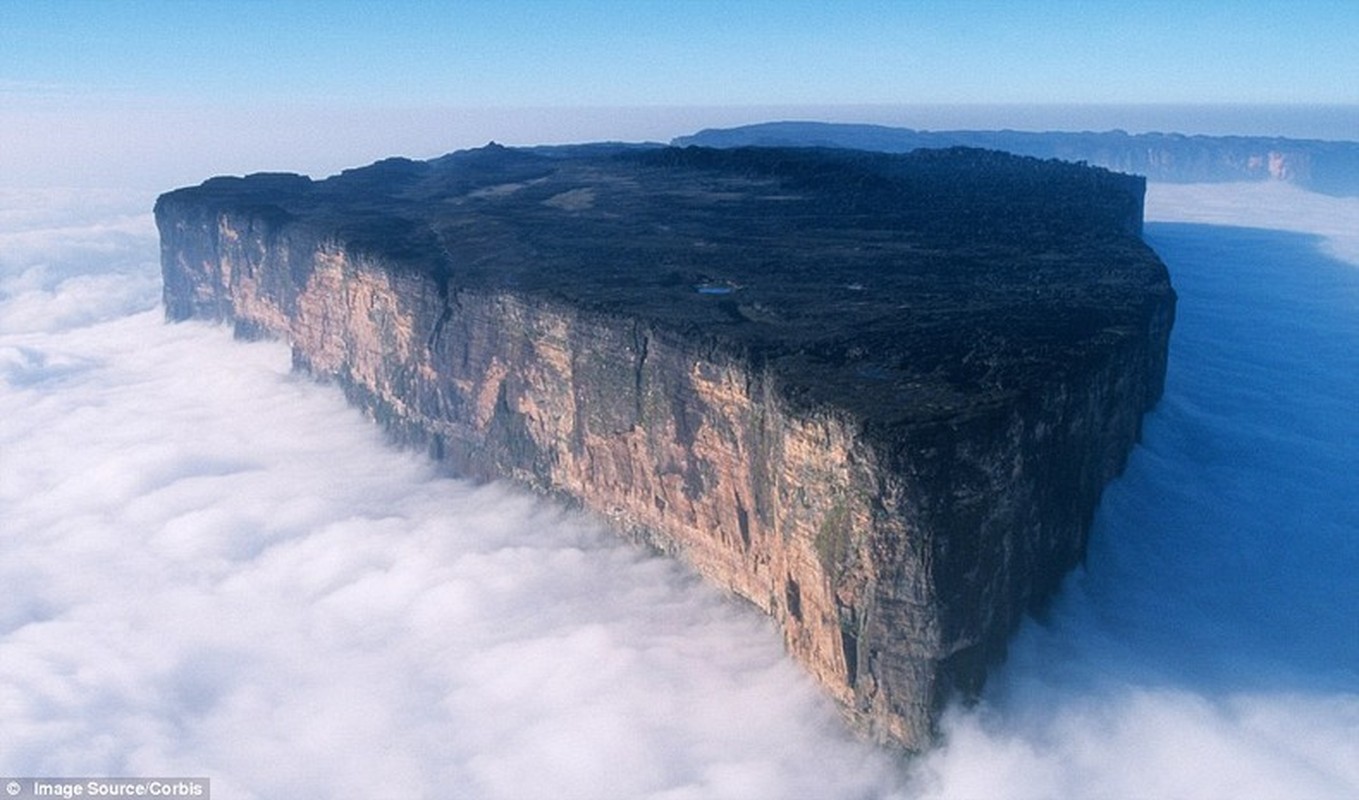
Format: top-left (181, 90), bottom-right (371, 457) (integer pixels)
top-left (162, 144), bottom-right (1169, 429)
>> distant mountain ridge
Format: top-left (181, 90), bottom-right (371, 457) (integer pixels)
top-left (674, 121), bottom-right (1359, 196)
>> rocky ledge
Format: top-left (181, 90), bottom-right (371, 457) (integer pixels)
top-left (156, 143), bottom-right (1175, 751)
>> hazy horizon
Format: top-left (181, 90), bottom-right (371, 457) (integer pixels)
top-left (4, 102), bottom-right (1358, 193)
top-left (4, 2), bottom-right (1359, 191)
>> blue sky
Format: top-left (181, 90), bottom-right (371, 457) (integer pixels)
top-left (2, 1), bottom-right (1358, 188)
top-left (4, 0), bottom-right (1358, 107)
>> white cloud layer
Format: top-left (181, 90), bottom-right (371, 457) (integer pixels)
top-left (0, 192), bottom-right (904, 799)
top-left (1146, 181), bottom-right (1359, 267)
top-left (3, 179), bottom-right (1357, 799)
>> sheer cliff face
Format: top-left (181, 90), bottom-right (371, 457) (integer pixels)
top-left (156, 146), bottom-right (1174, 750)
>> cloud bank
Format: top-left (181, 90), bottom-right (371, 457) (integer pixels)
top-left (1146, 181), bottom-right (1359, 266)
top-left (0, 192), bottom-right (904, 799)
top-left (3, 179), bottom-right (1357, 799)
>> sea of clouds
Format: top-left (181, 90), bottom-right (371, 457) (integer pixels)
top-left (1, 180), bottom-right (1356, 799)
top-left (0, 192), bottom-right (901, 798)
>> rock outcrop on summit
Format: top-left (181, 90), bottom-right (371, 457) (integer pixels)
top-left (156, 143), bottom-right (1175, 751)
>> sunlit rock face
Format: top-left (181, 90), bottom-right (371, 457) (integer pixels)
top-left (155, 144), bottom-right (1174, 750)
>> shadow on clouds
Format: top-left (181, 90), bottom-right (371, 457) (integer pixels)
top-left (1077, 224), bottom-right (1359, 694)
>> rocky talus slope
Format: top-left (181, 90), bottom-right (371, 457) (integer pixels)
top-left (156, 144), bottom-right (1175, 750)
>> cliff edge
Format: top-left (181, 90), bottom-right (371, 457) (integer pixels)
top-left (156, 144), bottom-right (1175, 751)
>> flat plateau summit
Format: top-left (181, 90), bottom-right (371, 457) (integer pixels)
top-left (157, 143), bottom-right (1174, 749)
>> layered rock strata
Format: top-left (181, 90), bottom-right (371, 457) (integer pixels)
top-left (156, 144), bottom-right (1175, 750)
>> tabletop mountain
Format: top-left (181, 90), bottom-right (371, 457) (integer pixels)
top-left (157, 143), bottom-right (1175, 750)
